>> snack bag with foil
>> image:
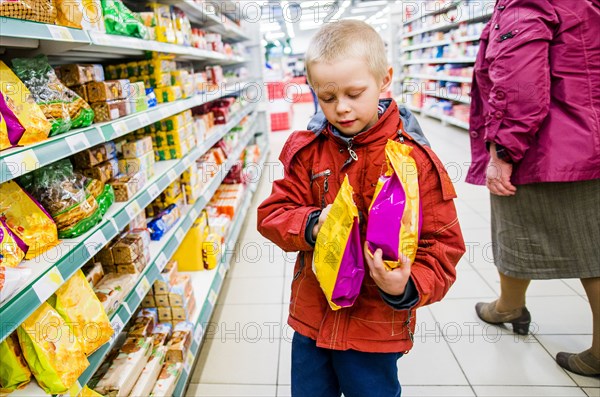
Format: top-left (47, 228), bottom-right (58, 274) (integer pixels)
top-left (0, 0), bottom-right (56, 23)
top-left (77, 385), bottom-right (103, 397)
top-left (56, 0), bottom-right (105, 31)
top-left (18, 159), bottom-right (102, 239)
top-left (366, 140), bottom-right (421, 270)
top-left (0, 61), bottom-right (51, 146)
top-left (17, 302), bottom-right (90, 394)
top-left (52, 270), bottom-right (114, 356)
top-left (11, 55), bottom-right (94, 136)
top-left (312, 175), bottom-right (364, 311)
top-left (0, 180), bottom-right (58, 259)
top-left (0, 266), bottom-right (31, 303)
top-left (0, 333), bottom-right (31, 394)
top-left (0, 217), bottom-right (27, 268)
top-left (101, 0), bottom-right (149, 39)
top-left (0, 92), bottom-right (25, 151)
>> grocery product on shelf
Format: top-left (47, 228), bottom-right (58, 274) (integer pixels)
top-left (151, 362), bottom-right (182, 397)
top-left (0, 266), bottom-right (30, 303)
top-left (93, 272), bottom-right (137, 316)
top-left (0, 217), bottom-right (27, 268)
top-left (0, 61), bottom-right (51, 148)
top-left (55, 0), bottom-right (104, 31)
top-left (52, 270), bottom-right (114, 356)
top-left (0, 0), bottom-right (56, 23)
top-left (0, 333), bottom-right (31, 394)
top-left (17, 302), bottom-right (90, 394)
top-left (101, 0), bottom-right (149, 39)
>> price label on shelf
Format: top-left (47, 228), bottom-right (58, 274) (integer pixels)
top-left (218, 265), bottom-right (226, 279)
top-left (167, 169), bottom-right (178, 182)
top-left (175, 228), bottom-right (185, 244)
top-left (48, 25), bottom-right (74, 41)
top-left (7, 149), bottom-right (39, 179)
top-left (85, 229), bottom-right (108, 257)
top-left (33, 267), bottom-right (64, 304)
top-left (136, 277), bottom-right (151, 300)
top-left (65, 133), bottom-right (91, 153)
top-left (110, 314), bottom-right (125, 341)
top-left (125, 201), bottom-right (142, 220)
top-left (189, 207), bottom-right (198, 221)
top-left (184, 350), bottom-right (194, 374)
top-left (155, 252), bottom-right (168, 272)
top-left (147, 184), bottom-right (160, 199)
top-left (112, 121), bottom-right (128, 137)
top-left (193, 324), bottom-right (203, 344)
top-left (208, 290), bottom-right (217, 307)
top-left (138, 113), bottom-right (151, 127)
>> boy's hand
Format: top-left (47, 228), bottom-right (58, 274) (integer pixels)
top-left (364, 242), bottom-right (412, 296)
top-left (312, 204), bottom-right (332, 239)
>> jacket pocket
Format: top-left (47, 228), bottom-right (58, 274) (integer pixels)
top-left (310, 168), bottom-right (331, 209)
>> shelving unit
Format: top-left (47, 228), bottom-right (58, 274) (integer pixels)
top-left (391, 0), bottom-right (495, 131)
top-left (0, 1), bottom-right (270, 396)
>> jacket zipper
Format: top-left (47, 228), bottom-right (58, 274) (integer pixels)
top-left (405, 310), bottom-right (414, 343)
top-left (311, 169), bottom-right (330, 208)
top-left (347, 138), bottom-right (358, 161)
top-left (310, 169), bottom-right (331, 181)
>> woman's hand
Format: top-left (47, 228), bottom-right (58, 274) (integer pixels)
top-left (364, 242), bottom-right (412, 296)
top-left (312, 204), bottom-right (332, 239)
top-left (486, 143), bottom-right (517, 196)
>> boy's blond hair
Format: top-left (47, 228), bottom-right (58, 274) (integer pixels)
top-left (305, 20), bottom-right (388, 86)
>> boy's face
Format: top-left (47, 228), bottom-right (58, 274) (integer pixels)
top-left (310, 58), bottom-right (392, 137)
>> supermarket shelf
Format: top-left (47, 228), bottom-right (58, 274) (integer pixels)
top-left (0, 80), bottom-right (250, 184)
top-left (403, 57), bottom-right (476, 65)
top-left (0, 17), bottom-right (246, 63)
top-left (68, 115), bottom-right (260, 397)
top-left (403, 40), bottom-right (451, 52)
top-left (425, 90), bottom-right (472, 104)
top-left (455, 34), bottom-right (483, 43)
top-left (403, 1), bottom-right (462, 25)
top-left (402, 7), bottom-right (493, 39)
top-left (173, 148), bottom-right (269, 397)
top-left (399, 103), bottom-right (470, 130)
top-left (404, 104), bottom-right (423, 113)
top-left (0, 103), bottom-right (257, 345)
top-left (404, 74), bottom-right (472, 83)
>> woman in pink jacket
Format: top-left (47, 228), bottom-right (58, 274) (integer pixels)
top-left (467, 0), bottom-right (600, 376)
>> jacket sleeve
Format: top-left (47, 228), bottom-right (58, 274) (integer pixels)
top-left (257, 146), bottom-right (321, 252)
top-left (410, 148), bottom-right (465, 308)
top-left (484, 2), bottom-right (558, 162)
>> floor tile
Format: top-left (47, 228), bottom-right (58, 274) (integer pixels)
top-left (472, 386), bottom-right (587, 396)
top-left (219, 276), bottom-right (284, 305)
top-left (447, 334), bottom-right (577, 386)
top-left (563, 279), bottom-right (588, 296)
top-left (228, 248), bottom-right (287, 279)
top-left (278, 337), bottom-right (292, 385)
top-left (207, 304), bottom-right (284, 341)
top-left (583, 388), bottom-right (600, 397)
top-left (526, 296), bottom-right (592, 335)
top-left (413, 306), bottom-right (442, 336)
top-left (460, 227), bottom-right (492, 247)
top-left (276, 385), bottom-right (291, 397)
top-left (445, 269), bottom-right (497, 300)
top-left (191, 338), bottom-right (280, 384)
top-left (187, 383), bottom-right (277, 396)
top-left (476, 268), bottom-right (580, 297)
top-left (536, 335), bottom-right (600, 388)
top-left (397, 336), bottom-right (469, 385)
top-left (428, 299), bottom-right (512, 337)
top-left (400, 385), bottom-right (475, 396)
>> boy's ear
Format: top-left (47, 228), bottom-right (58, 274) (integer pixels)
top-left (381, 66), bottom-right (393, 92)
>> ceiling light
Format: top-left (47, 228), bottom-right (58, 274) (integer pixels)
top-left (356, 0), bottom-right (388, 7)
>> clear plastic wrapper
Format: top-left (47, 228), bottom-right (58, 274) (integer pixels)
top-left (55, 0), bottom-right (104, 31)
top-left (0, 266), bottom-right (30, 304)
top-left (11, 56), bottom-right (94, 136)
top-left (0, 0), bottom-right (56, 23)
top-left (101, 0), bottom-right (149, 39)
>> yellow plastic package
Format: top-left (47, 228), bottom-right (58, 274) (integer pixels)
top-left (55, 0), bottom-right (104, 31)
top-left (0, 61), bottom-right (51, 146)
top-left (77, 385), bottom-right (103, 397)
top-left (17, 303), bottom-right (90, 394)
top-left (202, 233), bottom-right (222, 270)
top-left (312, 175), bottom-right (365, 311)
top-left (0, 333), bottom-right (31, 394)
top-left (52, 270), bottom-right (114, 356)
top-left (173, 211), bottom-right (209, 271)
top-left (0, 180), bottom-right (59, 260)
top-left (0, 218), bottom-right (26, 268)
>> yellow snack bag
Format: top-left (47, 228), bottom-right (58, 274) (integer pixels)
top-left (202, 233), bottom-right (222, 270)
top-left (53, 270), bottom-right (114, 356)
top-left (0, 180), bottom-right (59, 260)
top-left (174, 210), bottom-right (209, 271)
top-left (0, 218), bottom-right (26, 268)
top-left (17, 303), bottom-right (90, 394)
top-left (312, 175), bottom-right (364, 311)
top-left (0, 333), bottom-right (31, 394)
top-left (0, 61), bottom-right (51, 146)
top-left (78, 385), bottom-right (103, 397)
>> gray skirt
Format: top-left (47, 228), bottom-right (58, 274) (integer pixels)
top-left (491, 179), bottom-right (600, 280)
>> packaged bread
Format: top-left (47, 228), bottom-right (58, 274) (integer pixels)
top-left (93, 273), bottom-right (136, 315)
top-left (72, 142), bottom-right (117, 168)
top-left (118, 151), bottom-right (155, 178)
top-left (116, 251), bottom-right (148, 274)
top-left (0, 180), bottom-right (58, 260)
top-left (11, 56), bottom-right (94, 136)
top-left (0, 61), bottom-right (51, 146)
top-left (0, 333), bottom-right (31, 394)
top-left (79, 158), bottom-right (119, 183)
top-left (87, 80), bottom-right (129, 103)
top-left (93, 336), bottom-right (152, 397)
top-left (110, 171), bottom-right (147, 202)
top-left (0, 0), bottom-right (56, 23)
top-left (129, 211), bottom-right (147, 231)
top-left (83, 261), bottom-right (105, 288)
top-left (151, 362), bottom-right (182, 397)
top-left (56, 0), bottom-right (104, 31)
top-left (128, 345), bottom-right (166, 397)
top-left (53, 270), bottom-right (114, 356)
top-left (165, 321), bottom-right (193, 364)
top-left (122, 136), bottom-right (153, 159)
top-left (91, 100), bottom-right (126, 123)
top-left (141, 294), bottom-right (156, 308)
top-left (57, 64), bottom-right (105, 87)
top-left (17, 302), bottom-right (89, 394)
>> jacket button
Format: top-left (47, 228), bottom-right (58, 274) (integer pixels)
top-left (470, 131), bottom-right (479, 138)
top-left (495, 24), bottom-right (500, 30)
top-left (496, 91), bottom-right (505, 100)
top-left (494, 110), bottom-right (504, 119)
top-left (498, 5), bottom-right (506, 10)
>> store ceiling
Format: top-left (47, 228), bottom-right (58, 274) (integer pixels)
top-left (259, 0), bottom-right (394, 47)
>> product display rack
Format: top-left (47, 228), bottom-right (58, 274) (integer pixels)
top-left (391, 0), bottom-right (495, 131)
top-left (1, 1), bottom-right (270, 395)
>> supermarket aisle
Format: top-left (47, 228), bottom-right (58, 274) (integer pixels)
top-left (186, 103), bottom-right (599, 397)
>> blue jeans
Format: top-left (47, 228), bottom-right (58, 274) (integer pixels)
top-left (291, 332), bottom-right (403, 397)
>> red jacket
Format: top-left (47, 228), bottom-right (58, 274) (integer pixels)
top-left (467, 0), bottom-right (600, 185)
top-left (258, 101), bottom-right (465, 353)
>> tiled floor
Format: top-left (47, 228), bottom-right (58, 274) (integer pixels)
top-left (186, 103), bottom-right (600, 397)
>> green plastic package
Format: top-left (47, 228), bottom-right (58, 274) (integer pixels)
top-left (11, 55), bottom-right (94, 136)
top-left (101, 0), bottom-right (150, 39)
top-left (0, 333), bottom-right (31, 394)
